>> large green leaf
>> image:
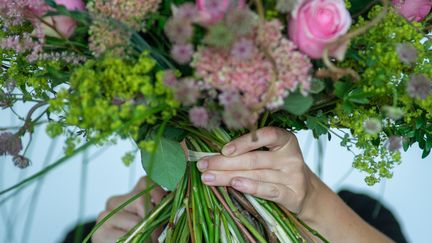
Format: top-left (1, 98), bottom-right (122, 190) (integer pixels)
top-left (284, 93), bottom-right (314, 116)
top-left (141, 137), bottom-right (187, 191)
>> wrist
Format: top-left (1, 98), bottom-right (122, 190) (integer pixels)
top-left (297, 170), bottom-right (334, 226)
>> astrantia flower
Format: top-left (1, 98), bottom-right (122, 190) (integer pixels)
top-left (174, 79), bottom-right (201, 106)
top-left (196, 0), bottom-right (246, 25)
top-left (0, 132), bottom-right (23, 156)
top-left (396, 43), bottom-right (417, 65)
top-left (189, 107), bottom-right (209, 128)
top-left (219, 91), bottom-right (241, 106)
top-left (163, 70), bottom-right (178, 87)
top-left (223, 101), bottom-right (253, 129)
top-left (407, 74), bottom-right (431, 99)
top-left (171, 44), bottom-right (194, 64)
top-left (225, 9), bottom-right (257, 36)
top-left (383, 106), bottom-right (404, 120)
top-left (13, 155), bottom-right (30, 169)
top-left (363, 118), bottom-right (382, 135)
top-left (164, 17), bottom-right (194, 44)
top-left (173, 3), bottom-right (198, 22)
top-left (231, 38), bottom-right (255, 60)
top-left (193, 20), bottom-right (312, 110)
top-left (386, 136), bottom-right (403, 152)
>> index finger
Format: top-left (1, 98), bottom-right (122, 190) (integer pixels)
top-left (221, 127), bottom-right (296, 157)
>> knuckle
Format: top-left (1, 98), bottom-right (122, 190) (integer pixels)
top-left (106, 197), bottom-right (116, 210)
top-left (262, 127), bottom-right (280, 139)
top-left (96, 211), bottom-right (109, 223)
top-left (268, 185), bottom-right (281, 199)
top-left (252, 171), bottom-right (262, 182)
top-left (248, 153), bottom-right (258, 170)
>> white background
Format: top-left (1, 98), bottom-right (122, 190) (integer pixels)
top-left (0, 106), bottom-right (431, 243)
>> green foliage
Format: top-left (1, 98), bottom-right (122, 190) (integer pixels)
top-left (48, 52), bottom-right (179, 143)
top-left (141, 136), bottom-right (187, 191)
top-left (283, 93), bottom-right (314, 116)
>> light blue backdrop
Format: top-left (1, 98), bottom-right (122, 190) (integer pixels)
top-left (0, 105), bottom-right (431, 243)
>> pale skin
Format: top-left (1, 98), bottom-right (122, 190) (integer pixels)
top-left (93, 127), bottom-right (394, 243)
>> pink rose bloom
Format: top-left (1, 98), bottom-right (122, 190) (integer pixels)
top-left (289, 0), bottom-right (352, 60)
top-left (30, 0), bottom-right (86, 38)
top-left (392, 0), bottom-right (432, 22)
top-left (196, 0), bottom-right (246, 25)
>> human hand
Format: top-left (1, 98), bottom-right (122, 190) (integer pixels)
top-left (92, 176), bottom-right (167, 243)
top-left (197, 127), bottom-right (318, 216)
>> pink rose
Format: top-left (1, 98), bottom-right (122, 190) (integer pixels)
top-left (392, 0), bottom-right (432, 22)
top-left (289, 0), bottom-right (352, 60)
top-left (196, 0), bottom-right (246, 25)
top-left (30, 0), bottom-right (86, 38)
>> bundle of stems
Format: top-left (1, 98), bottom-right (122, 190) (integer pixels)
top-left (118, 128), bottom-right (328, 243)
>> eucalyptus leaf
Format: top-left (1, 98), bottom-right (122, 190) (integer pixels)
top-left (310, 79), bottom-right (326, 94)
top-left (141, 137), bottom-right (186, 191)
top-left (283, 93), bottom-right (314, 116)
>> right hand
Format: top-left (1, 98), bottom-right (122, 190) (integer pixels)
top-left (92, 176), bottom-right (166, 243)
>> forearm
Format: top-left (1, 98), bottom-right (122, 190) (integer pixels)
top-left (298, 172), bottom-right (394, 243)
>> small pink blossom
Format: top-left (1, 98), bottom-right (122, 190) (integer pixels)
top-left (231, 38), bottom-right (255, 60)
top-left (171, 44), bottom-right (194, 64)
top-left (164, 17), bottom-right (194, 44)
top-left (196, 0), bottom-right (246, 25)
top-left (189, 107), bottom-right (209, 128)
top-left (289, 0), bottom-right (352, 60)
top-left (392, 0), bottom-right (432, 22)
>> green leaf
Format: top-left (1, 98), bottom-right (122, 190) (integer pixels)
top-left (348, 0), bottom-right (376, 16)
top-left (283, 93), bottom-right (314, 116)
top-left (334, 81), bottom-right (352, 98)
top-left (306, 115), bottom-right (329, 138)
top-left (309, 79), bottom-right (326, 94)
top-left (422, 148), bottom-right (431, 159)
top-left (141, 137), bottom-right (187, 191)
top-left (347, 88), bottom-right (370, 104)
top-left (163, 126), bottom-right (187, 142)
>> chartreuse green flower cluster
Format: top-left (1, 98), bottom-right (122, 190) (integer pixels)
top-left (47, 52), bottom-right (179, 155)
top-left (334, 6), bottom-right (432, 185)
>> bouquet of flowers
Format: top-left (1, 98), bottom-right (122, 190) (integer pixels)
top-left (1, 0), bottom-right (432, 242)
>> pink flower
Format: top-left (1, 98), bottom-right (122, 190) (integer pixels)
top-left (30, 0), bottom-right (86, 38)
top-left (289, 0), bottom-right (352, 60)
top-left (196, 0), bottom-right (246, 25)
top-left (171, 44), bottom-right (194, 64)
top-left (392, 0), bottom-right (432, 22)
top-left (189, 107), bottom-right (209, 128)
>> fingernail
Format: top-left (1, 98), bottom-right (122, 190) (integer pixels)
top-left (231, 179), bottom-right (244, 189)
top-left (222, 144), bottom-right (235, 156)
top-left (197, 160), bottom-right (208, 171)
top-left (202, 173), bottom-right (215, 182)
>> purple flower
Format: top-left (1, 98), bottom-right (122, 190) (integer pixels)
top-left (386, 136), bottom-right (403, 152)
top-left (189, 107), bottom-right (209, 128)
top-left (164, 17), bottom-right (194, 44)
top-left (171, 44), bottom-right (194, 64)
top-left (174, 79), bottom-right (201, 106)
top-left (396, 43), bottom-right (417, 65)
top-left (383, 106), bottom-right (404, 120)
top-left (407, 74), bottom-right (431, 99)
top-left (173, 3), bottom-right (198, 22)
top-left (223, 101), bottom-right (251, 129)
top-left (363, 118), bottom-right (382, 135)
top-left (231, 38), bottom-right (255, 60)
top-left (218, 91), bottom-right (240, 106)
top-left (163, 70), bottom-right (178, 87)
top-left (0, 132), bottom-right (23, 156)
